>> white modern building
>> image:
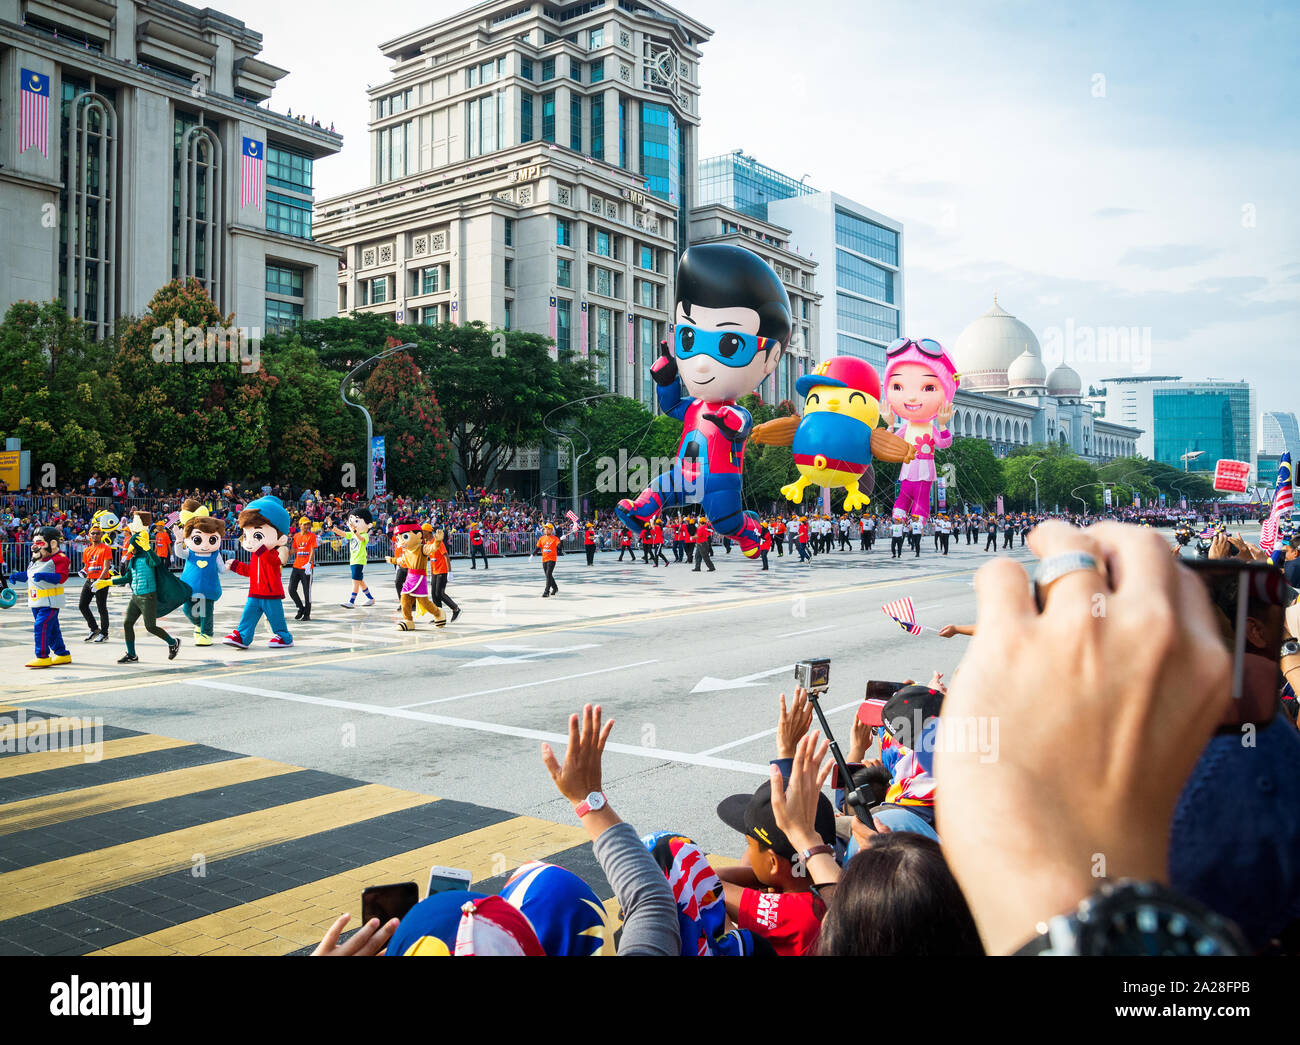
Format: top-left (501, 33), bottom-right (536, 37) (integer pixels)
top-left (315, 0), bottom-right (711, 409)
top-left (1261, 410), bottom-right (1300, 457)
top-left (686, 203), bottom-right (820, 405)
top-left (1089, 375), bottom-right (1183, 458)
top-left (949, 297), bottom-right (1140, 462)
top-left (767, 190), bottom-right (904, 373)
top-left (0, 0), bottom-right (343, 338)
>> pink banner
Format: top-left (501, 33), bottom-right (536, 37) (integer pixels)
top-left (627, 314), bottom-right (634, 365)
top-left (548, 296), bottom-right (558, 361)
top-left (580, 302), bottom-right (589, 360)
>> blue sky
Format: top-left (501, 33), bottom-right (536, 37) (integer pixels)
top-left (223, 0), bottom-right (1299, 419)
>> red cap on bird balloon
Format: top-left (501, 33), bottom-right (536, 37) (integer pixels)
top-left (795, 355), bottom-right (882, 402)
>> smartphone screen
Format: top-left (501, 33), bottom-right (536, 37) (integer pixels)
top-left (865, 680), bottom-right (906, 703)
top-left (361, 882), bottom-right (419, 926)
top-left (427, 865), bottom-right (473, 897)
top-left (1183, 559), bottom-right (1284, 731)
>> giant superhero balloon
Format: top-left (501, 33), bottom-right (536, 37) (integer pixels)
top-left (882, 337), bottom-right (959, 523)
top-left (751, 356), bottom-right (913, 509)
top-left (615, 244), bottom-right (790, 559)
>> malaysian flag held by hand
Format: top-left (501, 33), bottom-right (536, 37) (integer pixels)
top-left (882, 597), bottom-right (925, 636)
top-left (1260, 453), bottom-right (1293, 555)
top-left (241, 137), bottom-right (265, 211)
top-left (19, 69), bottom-right (50, 158)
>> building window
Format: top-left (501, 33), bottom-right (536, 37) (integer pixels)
top-left (266, 145), bottom-right (313, 192)
top-left (557, 257), bottom-right (572, 287)
top-left (411, 266), bottom-right (440, 295)
top-left (569, 58), bottom-right (582, 82)
top-left (59, 81), bottom-right (118, 340)
top-left (505, 218), bottom-right (514, 246)
top-left (834, 208), bottom-right (899, 266)
top-left (421, 305), bottom-right (441, 325)
top-left (618, 96), bottom-right (627, 170)
top-left (835, 249), bottom-right (895, 303)
top-left (638, 279), bottom-right (655, 308)
top-left (571, 95), bottom-right (583, 152)
top-left (556, 297), bottom-right (571, 354)
top-left (370, 276), bottom-right (389, 304)
top-left (589, 27), bottom-right (604, 48)
top-left (266, 299), bottom-right (303, 333)
top-left (266, 192), bottom-right (313, 239)
top-left (639, 244), bottom-right (654, 270)
top-left (836, 293), bottom-right (898, 343)
top-left (541, 57), bottom-right (555, 81)
top-left (542, 91), bottom-right (556, 142)
top-left (521, 91), bottom-right (534, 143)
top-left (173, 116), bottom-right (224, 306)
top-left (593, 266), bottom-right (612, 297)
top-left (594, 229), bottom-right (612, 257)
top-left (504, 300), bottom-right (513, 330)
top-left (640, 101), bottom-right (678, 202)
top-left (467, 92), bottom-right (507, 158)
top-left (556, 217), bottom-right (572, 246)
top-left (520, 57), bottom-right (534, 80)
top-left (504, 258), bottom-right (514, 288)
top-left (590, 95), bottom-right (604, 160)
top-left (266, 264), bottom-right (304, 297)
top-left (590, 58), bottom-right (605, 83)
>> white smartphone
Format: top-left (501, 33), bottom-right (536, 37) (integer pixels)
top-left (427, 865), bottom-right (473, 897)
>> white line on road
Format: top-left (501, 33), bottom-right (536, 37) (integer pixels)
top-left (401, 660), bottom-right (657, 708)
top-left (783, 624), bottom-right (838, 638)
top-left (188, 678), bottom-right (771, 776)
top-left (696, 699), bottom-right (862, 756)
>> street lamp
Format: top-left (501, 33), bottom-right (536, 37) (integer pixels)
top-left (340, 342), bottom-right (415, 502)
top-left (1181, 449), bottom-right (1206, 472)
top-left (543, 392), bottom-right (618, 517)
top-left (1027, 457), bottom-right (1045, 512)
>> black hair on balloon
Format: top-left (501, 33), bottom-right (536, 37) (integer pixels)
top-left (674, 244), bottom-right (792, 351)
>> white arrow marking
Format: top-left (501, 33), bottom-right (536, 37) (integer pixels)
top-left (461, 643), bottom-right (600, 667)
top-left (691, 664), bottom-right (795, 694)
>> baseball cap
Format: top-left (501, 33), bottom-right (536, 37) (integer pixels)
top-left (717, 779), bottom-right (836, 861)
top-left (882, 685), bottom-right (945, 751)
top-left (1169, 711), bottom-right (1300, 948)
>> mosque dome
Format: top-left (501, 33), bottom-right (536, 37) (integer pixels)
top-left (952, 295), bottom-right (1042, 393)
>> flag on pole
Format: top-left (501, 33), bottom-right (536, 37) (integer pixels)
top-left (1259, 453), bottom-right (1293, 555)
top-left (241, 137), bottom-right (265, 211)
top-left (881, 597), bottom-right (924, 636)
top-left (548, 297), bottom-right (558, 361)
top-left (19, 69), bottom-right (50, 158)
top-left (580, 301), bottom-right (589, 360)
top-left (627, 313), bottom-right (634, 366)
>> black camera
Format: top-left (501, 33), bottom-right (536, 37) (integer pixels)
top-left (794, 658), bottom-right (831, 692)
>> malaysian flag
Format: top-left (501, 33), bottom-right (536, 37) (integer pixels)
top-left (565, 510), bottom-right (579, 524)
top-left (19, 69), bottom-right (50, 158)
top-left (1259, 453), bottom-right (1293, 555)
top-left (882, 597), bottom-right (924, 636)
top-left (241, 137), bottom-right (265, 211)
top-left (548, 297), bottom-right (558, 361)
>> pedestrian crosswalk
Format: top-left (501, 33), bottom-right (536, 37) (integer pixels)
top-left (0, 706), bottom-right (614, 955)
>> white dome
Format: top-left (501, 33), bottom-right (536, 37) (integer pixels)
top-left (1007, 348), bottom-right (1047, 388)
top-left (1047, 363), bottom-right (1082, 397)
top-left (952, 296), bottom-right (1042, 392)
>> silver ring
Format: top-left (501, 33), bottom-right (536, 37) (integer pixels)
top-left (1033, 551), bottom-right (1103, 607)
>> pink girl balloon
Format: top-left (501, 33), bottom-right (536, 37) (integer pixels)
top-left (882, 337), bottom-right (959, 523)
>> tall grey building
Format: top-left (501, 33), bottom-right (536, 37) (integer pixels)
top-left (0, 0), bottom-right (342, 339)
top-left (315, 0), bottom-right (712, 411)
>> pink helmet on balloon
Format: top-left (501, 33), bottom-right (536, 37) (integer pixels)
top-left (883, 337), bottom-right (959, 403)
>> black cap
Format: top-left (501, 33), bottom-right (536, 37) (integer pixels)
top-left (717, 779), bottom-right (837, 861)
top-left (883, 685), bottom-right (945, 749)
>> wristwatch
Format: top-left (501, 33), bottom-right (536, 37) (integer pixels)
top-left (800, 844), bottom-right (834, 863)
top-left (574, 791), bottom-right (607, 818)
top-left (1281, 639), bottom-right (1300, 659)
top-left (1013, 880), bottom-right (1248, 956)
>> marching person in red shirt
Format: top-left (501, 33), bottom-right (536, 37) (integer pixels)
top-left (693, 518), bottom-right (715, 573)
top-left (648, 518), bottom-right (669, 568)
top-left (469, 523), bottom-right (489, 570)
top-left (796, 515), bottom-right (811, 563)
top-left (536, 523), bottom-right (561, 597)
top-left (759, 520), bottom-right (772, 571)
top-left (583, 523), bottom-right (597, 566)
top-left (772, 518), bottom-right (786, 557)
top-left (618, 527), bottom-right (635, 561)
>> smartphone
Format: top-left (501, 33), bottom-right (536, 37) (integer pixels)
top-left (865, 680), bottom-right (906, 703)
top-left (427, 865), bottom-right (473, 897)
top-left (858, 698), bottom-right (888, 728)
top-left (831, 761), bottom-right (866, 790)
top-left (1182, 559), bottom-right (1284, 731)
top-left (361, 882), bottom-right (419, 926)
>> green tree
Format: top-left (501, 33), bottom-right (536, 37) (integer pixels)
top-left (362, 348), bottom-right (451, 495)
top-left (0, 300), bottom-right (132, 480)
top-left (935, 437), bottom-right (1005, 511)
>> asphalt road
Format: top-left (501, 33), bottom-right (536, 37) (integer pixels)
top-left (0, 532), bottom-right (1033, 857)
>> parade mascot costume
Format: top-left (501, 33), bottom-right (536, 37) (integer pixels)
top-left (94, 511), bottom-right (191, 663)
top-left (172, 498), bottom-right (228, 646)
top-left (387, 520), bottom-right (447, 631)
top-left (751, 356), bottom-right (915, 510)
top-left (11, 526), bottom-right (72, 667)
top-left (222, 495), bottom-right (293, 649)
top-left (615, 244), bottom-right (790, 558)
top-left (882, 337), bottom-right (959, 523)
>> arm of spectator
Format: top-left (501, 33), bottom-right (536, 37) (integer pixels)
top-left (770, 732), bottom-right (839, 888)
top-left (776, 687), bottom-right (813, 760)
top-left (938, 624), bottom-right (975, 638)
top-left (937, 521), bottom-right (1232, 955)
top-left (541, 704), bottom-right (679, 956)
top-left (847, 712), bottom-right (873, 765)
top-left (311, 912), bottom-right (398, 956)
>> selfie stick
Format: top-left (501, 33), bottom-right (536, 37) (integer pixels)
top-left (804, 685), bottom-right (875, 831)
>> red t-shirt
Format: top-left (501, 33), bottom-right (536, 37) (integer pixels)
top-left (737, 888), bottom-right (824, 956)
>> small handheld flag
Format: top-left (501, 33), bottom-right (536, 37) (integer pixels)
top-left (881, 597), bottom-right (930, 636)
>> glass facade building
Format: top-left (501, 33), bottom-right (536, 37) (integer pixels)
top-left (697, 152), bottom-right (817, 221)
top-left (1152, 383), bottom-right (1255, 474)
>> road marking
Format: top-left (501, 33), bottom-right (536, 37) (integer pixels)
top-left (188, 679), bottom-right (772, 776)
top-left (783, 624), bottom-right (838, 638)
top-left (461, 642), bottom-right (601, 667)
top-left (3, 568), bottom-right (974, 702)
top-left (696, 699), bottom-right (862, 756)
top-left (692, 664), bottom-right (795, 694)
top-left (401, 659), bottom-right (657, 708)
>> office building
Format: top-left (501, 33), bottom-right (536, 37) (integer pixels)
top-left (696, 149), bottom-right (815, 222)
top-left (315, 0), bottom-right (711, 406)
top-left (1260, 410), bottom-right (1300, 457)
top-left (0, 0), bottom-right (343, 338)
top-left (949, 296), bottom-right (1140, 461)
top-left (686, 203), bottom-right (820, 404)
top-left (1153, 380), bottom-right (1256, 478)
top-left (768, 190), bottom-right (903, 372)
top-left (1089, 375), bottom-right (1183, 458)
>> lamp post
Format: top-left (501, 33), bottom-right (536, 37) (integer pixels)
top-left (1027, 457), bottom-right (1045, 512)
top-left (1181, 449), bottom-right (1205, 472)
top-left (340, 342), bottom-right (414, 502)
